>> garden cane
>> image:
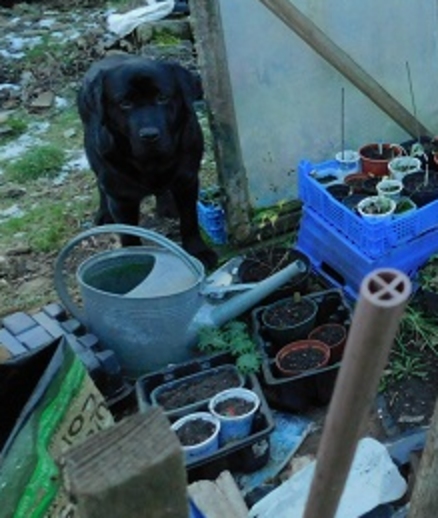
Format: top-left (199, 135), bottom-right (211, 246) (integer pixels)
top-left (303, 268), bottom-right (411, 518)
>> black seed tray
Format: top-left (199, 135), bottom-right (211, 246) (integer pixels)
top-left (251, 289), bottom-right (352, 413)
top-left (135, 352), bottom-right (275, 481)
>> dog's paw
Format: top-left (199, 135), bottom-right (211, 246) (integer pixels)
top-left (185, 241), bottom-right (218, 270)
top-left (94, 210), bottom-right (114, 225)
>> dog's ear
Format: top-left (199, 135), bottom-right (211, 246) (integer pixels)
top-left (79, 69), bottom-right (106, 123)
top-left (171, 63), bottom-right (203, 106)
top-left (79, 70), bottom-right (115, 155)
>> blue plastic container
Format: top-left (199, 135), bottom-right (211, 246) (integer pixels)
top-left (298, 159), bottom-right (438, 259)
top-left (197, 200), bottom-right (227, 245)
top-left (296, 207), bottom-right (438, 300)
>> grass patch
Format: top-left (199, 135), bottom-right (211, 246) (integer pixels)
top-left (4, 145), bottom-right (66, 182)
top-left (0, 116), bottom-right (28, 142)
top-left (151, 31), bottom-right (181, 46)
top-left (1, 197), bottom-right (92, 252)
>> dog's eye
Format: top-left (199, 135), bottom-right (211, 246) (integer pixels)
top-left (156, 93), bottom-right (169, 104)
top-left (119, 100), bottom-right (133, 110)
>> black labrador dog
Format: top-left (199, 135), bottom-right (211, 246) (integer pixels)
top-left (77, 54), bottom-right (218, 269)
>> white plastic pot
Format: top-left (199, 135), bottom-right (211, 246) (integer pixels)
top-left (357, 196), bottom-right (396, 221)
top-left (335, 150), bottom-right (360, 176)
top-left (388, 156), bottom-right (422, 181)
top-left (376, 178), bottom-right (403, 200)
top-left (209, 387), bottom-right (260, 445)
top-left (171, 411), bottom-right (220, 462)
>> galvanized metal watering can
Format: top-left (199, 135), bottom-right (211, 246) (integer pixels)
top-left (54, 224), bottom-right (306, 378)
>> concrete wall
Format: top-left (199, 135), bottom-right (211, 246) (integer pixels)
top-left (217, 0), bottom-right (438, 208)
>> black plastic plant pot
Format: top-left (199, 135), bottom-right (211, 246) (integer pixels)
top-left (260, 296), bottom-right (318, 349)
top-left (326, 183), bottom-right (350, 201)
top-left (237, 247), bottom-right (312, 304)
top-left (402, 171), bottom-right (438, 207)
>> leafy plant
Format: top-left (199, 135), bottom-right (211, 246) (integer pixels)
top-left (197, 321), bottom-right (262, 374)
top-left (4, 144), bottom-right (65, 182)
top-left (396, 305), bottom-right (438, 355)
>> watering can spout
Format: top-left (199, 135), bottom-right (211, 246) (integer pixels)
top-left (195, 259), bottom-right (307, 331)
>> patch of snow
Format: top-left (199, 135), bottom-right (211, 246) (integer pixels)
top-left (0, 204), bottom-right (25, 222)
top-left (0, 122), bottom-right (49, 162)
top-left (5, 35), bottom-right (43, 52)
top-left (55, 96), bottom-right (69, 109)
top-left (0, 49), bottom-right (25, 60)
top-left (0, 83), bottom-right (20, 91)
top-left (38, 18), bottom-right (57, 29)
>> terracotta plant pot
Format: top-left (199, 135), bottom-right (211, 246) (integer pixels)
top-left (344, 172), bottom-right (372, 194)
top-left (261, 296), bottom-right (318, 348)
top-left (308, 323), bottom-right (347, 364)
top-left (275, 339), bottom-right (330, 377)
top-left (359, 143), bottom-right (404, 177)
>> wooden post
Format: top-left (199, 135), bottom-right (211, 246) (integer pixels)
top-left (258, 0), bottom-right (433, 138)
top-left (302, 269), bottom-right (411, 518)
top-left (60, 409), bottom-right (189, 518)
top-left (408, 398), bottom-right (438, 517)
top-left (190, 0), bottom-right (253, 243)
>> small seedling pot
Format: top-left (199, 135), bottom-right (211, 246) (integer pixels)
top-left (402, 171), bottom-right (438, 207)
top-left (357, 195), bottom-right (396, 220)
top-left (326, 183), bottom-right (350, 201)
top-left (308, 323), bottom-right (347, 364)
top-left (359, 143), bottom-right (404, 177)
top-left (376, 178), bottom-right (403, 201)
top-left (394, 196), bottom-right (417, 215)
top-left (388, 156), bottom-right (422, 181)
top-left (208, 387), bottom-right (260, 445)
top-left (335, 150), bottom-right (360, 175)
top-left (275, 339), bottom-right (330, 377)
top-left (171, 411), bottom-right (221, 462)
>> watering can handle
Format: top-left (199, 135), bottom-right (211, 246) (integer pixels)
top-left (54, 224), bottom-right (201, 322)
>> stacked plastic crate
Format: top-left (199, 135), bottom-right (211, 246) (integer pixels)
top-left (296, 159), bottom-right (438, 300)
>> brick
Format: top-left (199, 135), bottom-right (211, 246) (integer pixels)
top-left (32, 311), bottom-right (65, 339)
top-left (78, 333), bottom-right (99, 350)
top-left (18, 326), bottom-right (53, 350)
top-left (0, 328), bottom-right (28, 355)
top-left (43, 302), bottom-right (67, 321)
top-left (2, 312), bottom-right (36, 335)
top-left (60, 319), bottom-right (85, 335)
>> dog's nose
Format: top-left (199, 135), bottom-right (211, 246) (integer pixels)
top-left (139, 127), bottom-right (160, 142)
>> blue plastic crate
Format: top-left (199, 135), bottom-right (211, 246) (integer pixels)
top-left (197, 200), bottom-right (227, 245)
top-left (296, 207), bottom-right (438, 301)
top-left (298, 159), bottom-right (438, 259)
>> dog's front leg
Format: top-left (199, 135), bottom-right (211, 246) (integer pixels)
top-left (106, 195), bottom-right (142, 246)
top-left (171, 179), bottom-right (218, 269)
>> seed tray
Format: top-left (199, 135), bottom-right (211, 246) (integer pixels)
top-left (251, 289), bottom-right (352, 413)
top-left (298, 159), bottom-right (438, 259)
top-left (135, 352), bottom-right (275, 480)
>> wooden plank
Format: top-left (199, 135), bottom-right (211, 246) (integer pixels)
top-left (188, 470), bottom-right (248, 518)
top-left (258, 0), bottom-right (432, 138)
top-left (60, 409), bottom-right (188, 518)
top-left (190, 0), bottom-right (253, 243)
top-left (408, 398), bottom-right (438, 518)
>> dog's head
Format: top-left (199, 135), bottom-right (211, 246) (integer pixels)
top-left (80, 56), bottom-right (202, 163)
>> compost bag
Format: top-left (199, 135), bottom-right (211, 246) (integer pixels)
top-left (0, 335), bottom-right (114, 517)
